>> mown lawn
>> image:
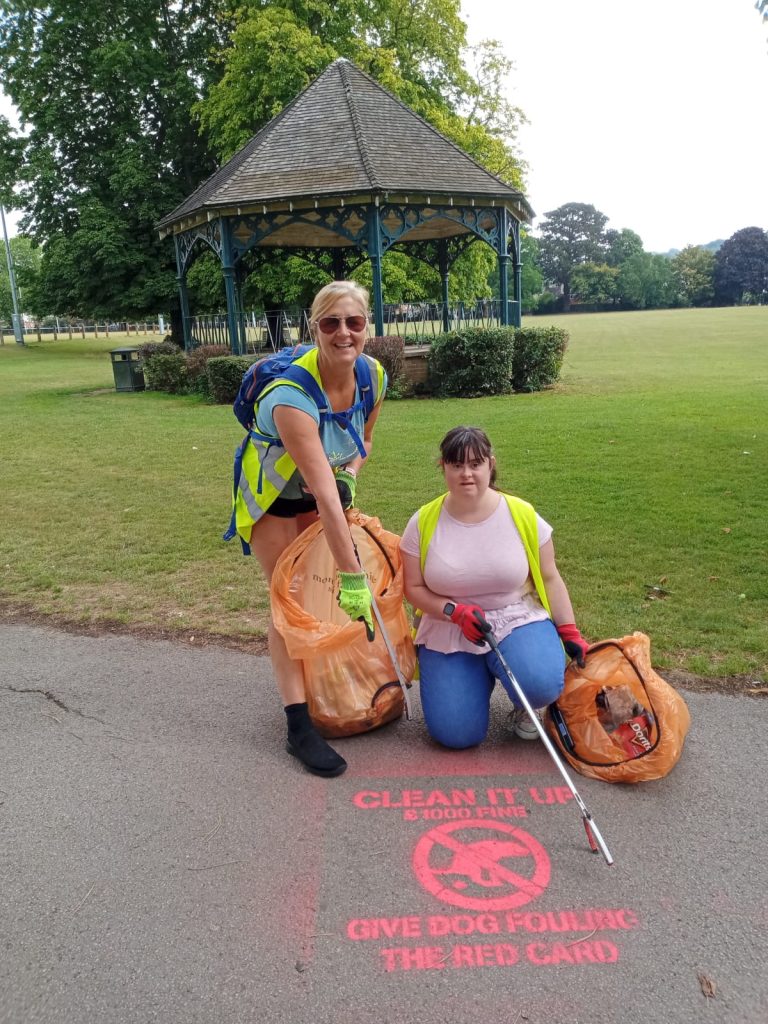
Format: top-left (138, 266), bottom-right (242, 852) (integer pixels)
top-left (1, 306), bottom-right (766, 684)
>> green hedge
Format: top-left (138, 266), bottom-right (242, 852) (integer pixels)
top-left (206, 355), bottom-right (255, 404)
top-left (143, 351), bottom-right (188, 394)
top-left (424, 325), bottom-right (569, 398)
top-left (428, 327), bottom-right (516, 397)
top-left (512, 326), bottom-right (569, 392)
top-left (140, 326), bottom-right (569, 404)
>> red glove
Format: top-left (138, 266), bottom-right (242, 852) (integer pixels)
top-left (557, 623), bottom-right (588, 668)
top-left (450, 603), bottom-right (487, 645)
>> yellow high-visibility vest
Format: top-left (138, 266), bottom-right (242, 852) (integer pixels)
top-left (416, 491), bottom-right (551, 615)
top-left (234, 347), bottom-right (384, 544)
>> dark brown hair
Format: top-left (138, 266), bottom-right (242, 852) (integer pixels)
top-left (439, 426), bottom-right (498, 488)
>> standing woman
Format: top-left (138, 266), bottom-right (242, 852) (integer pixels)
top-left (232, 281), bottom-right (387, 777)
top-left (399, 426), bottom-right (588, 749)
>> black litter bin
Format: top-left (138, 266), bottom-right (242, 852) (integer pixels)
top-left (109, 347), bottom-right (145, 392)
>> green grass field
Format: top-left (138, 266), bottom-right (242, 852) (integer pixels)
top-left (1, 306), bottom-right (766, 685)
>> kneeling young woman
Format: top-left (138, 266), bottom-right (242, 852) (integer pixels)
top-left (399, 426), bottom-right (588, 748)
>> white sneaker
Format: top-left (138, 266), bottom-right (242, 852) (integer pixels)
top-left (509, 707), bottom-right (543, 741)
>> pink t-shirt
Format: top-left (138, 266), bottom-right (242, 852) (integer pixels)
top-left (399, 494), bottom-right (552, 655)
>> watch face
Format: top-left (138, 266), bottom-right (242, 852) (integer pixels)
top-left (443, 602), bottom-right (456, 617)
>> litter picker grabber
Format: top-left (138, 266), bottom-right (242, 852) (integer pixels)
top-left (474, 612), bottom-right (614, 866)
top-left (366, 587), bottom-right (414, 721)
top-left (348, 528), bottom-right (413, 721)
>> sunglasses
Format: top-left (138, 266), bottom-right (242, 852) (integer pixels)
top-left (315, 315), bottom-right (368, 334)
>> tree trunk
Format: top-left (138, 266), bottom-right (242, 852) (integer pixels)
top-left (169, 305), bottom-right (185, 348)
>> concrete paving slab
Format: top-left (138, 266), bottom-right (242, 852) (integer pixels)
top-left (1, 623), bottom-right (767, 1024)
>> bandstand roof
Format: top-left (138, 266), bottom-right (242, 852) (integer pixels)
top-left (158, 58), bottom-right (533, 241)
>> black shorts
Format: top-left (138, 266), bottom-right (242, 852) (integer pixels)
top-left (265, 494), bottom-right (319, 518)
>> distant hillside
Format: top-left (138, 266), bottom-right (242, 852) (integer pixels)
top-left (660, 239), bottom-right (724, 259)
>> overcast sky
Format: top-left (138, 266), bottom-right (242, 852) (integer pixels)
top-left (2, 0), bottom-right (766, 252)
top-left (463, 0), bottom-right (767, 251)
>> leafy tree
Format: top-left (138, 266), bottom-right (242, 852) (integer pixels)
top-left (1, 0), bottom-right (527, 326)
top-left (196, 0), bottom-right (525, 305)
top-left (570, 263), bottom-right (619, 306)
top-left (616, 252), bottom-right (676, 309)
top-left (536, 203), bottom-right (609, 310)
top-left (604, 228), bottom-right (644, 267)
top-left (714, 227), bottom-right (768, 304)
top-left (0, 0), bottom-right (227, 328)
top-left (520, 232), bottom-right (543, 309)
top-left (0, 114), bottom-right (23, 205)
top-left (671, 245), bottom-right (715, 307)
top-left (0, 235), bottom-right (40, 319)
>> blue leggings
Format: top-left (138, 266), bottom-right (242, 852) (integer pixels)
top-left (418, 619), bottom-right (566, 749)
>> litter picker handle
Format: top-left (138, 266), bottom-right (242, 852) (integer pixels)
top-left (472, 610), bottom-right (614, 867)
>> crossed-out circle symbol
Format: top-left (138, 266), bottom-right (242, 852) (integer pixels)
top-left (412, 820), bottom-right (551, 911)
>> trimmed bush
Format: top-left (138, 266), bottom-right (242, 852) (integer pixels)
top-left (186, 344), bottom-right (228, 381)
top-left (186, 344), bottom-right (227, 398)
top-left (428, 327), bottom-right (515, 397)
top-left (206, 355), bottom-right (254, 404)
top-left (512, 326), bottom-right (569, 392)
top-left (137, 340), bottom-right (177, 361)
top-left (364, 335), bottom-right (405, 390)
top-left (143, 351), bottom-right (188, 394)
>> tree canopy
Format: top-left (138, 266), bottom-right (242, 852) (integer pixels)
top-left (671, 245), bottom-right (715, 307)
top-left (0, 0), bottom-right (228, 321)
top-left (0, 0), bottom-right (527, 322)
top-left (714, 227), bottom-right (768, 304)
top-left (536, 203), bottom-right (609, 309)
top-left (0, 235), bottom-right (40, 320)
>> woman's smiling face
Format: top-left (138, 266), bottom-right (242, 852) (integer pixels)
top-left (313, 295), bottom-right (368, 367)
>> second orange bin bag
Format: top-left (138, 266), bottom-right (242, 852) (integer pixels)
top-left (271, 510), bottom-right (415, 738)
top-left (545, 632), bottom-right (690, 783)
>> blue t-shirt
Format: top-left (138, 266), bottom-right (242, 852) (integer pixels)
top-left (255, 374), bottom-right (386, 497)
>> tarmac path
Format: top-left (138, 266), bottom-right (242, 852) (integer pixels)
top-left (2, 623), bottom-right (767, 1024)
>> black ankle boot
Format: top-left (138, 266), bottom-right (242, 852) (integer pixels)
top-left (285, 703), bottom-right (347, 778)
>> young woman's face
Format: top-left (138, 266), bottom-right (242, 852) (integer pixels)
top-left (442, 450), bottom-right (495, 499)
top-left (313, 295), bottom-right (368, 368)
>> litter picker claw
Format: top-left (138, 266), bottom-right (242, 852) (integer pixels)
top-left (348, 526), bottom-right (413, 721)
top-left (474, 612), bottom-right (614, 866)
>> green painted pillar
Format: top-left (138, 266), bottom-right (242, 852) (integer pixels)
top-left (437, 240), bottom-right (450, 332)
top-left (511, 220), bottom-right (522, 327)
top-left (236, 266), bottom-right (247, 352)
top-left (367, 204), bottom-right (384, 337)
top-left (220, 219), bottom-right (241, 355)
top-left (173, 235), bottom-right (192, 351)
top-left (498, 207), bottom-right (510, 326)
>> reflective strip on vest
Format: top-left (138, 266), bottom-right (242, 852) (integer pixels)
top-left (416, 492), bottom-right (551, 616)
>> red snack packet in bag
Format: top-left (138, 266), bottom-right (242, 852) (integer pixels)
top-left (613, 713), bottom-right (654, 759)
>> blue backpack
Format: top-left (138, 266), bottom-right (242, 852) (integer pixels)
top-left (224, 344), bottom-right (377, 554)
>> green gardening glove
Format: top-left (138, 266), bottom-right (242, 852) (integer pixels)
top-left (337, 571), bottom-right (375, 641)
top-left (334, 467), bottom-right (357, 510)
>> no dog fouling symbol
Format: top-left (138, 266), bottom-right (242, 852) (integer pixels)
top-left (412, 820), bottom-right (550, 911)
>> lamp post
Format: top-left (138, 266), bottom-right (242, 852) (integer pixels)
top-left (1, 203), bottom-right (24, 345)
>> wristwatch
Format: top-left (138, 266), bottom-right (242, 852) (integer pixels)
top-left (443, 602), bottom-right (456, 618)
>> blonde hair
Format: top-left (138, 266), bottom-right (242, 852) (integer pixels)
top-left (310, 281), bottom-right (370, 326)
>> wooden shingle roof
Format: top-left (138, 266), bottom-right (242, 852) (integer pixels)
top-left (158, 58), bottom-right (532, 233)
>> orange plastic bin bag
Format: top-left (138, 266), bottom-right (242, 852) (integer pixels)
top-left (271, 510), bottom-right (415, 738)
top-left (545, 632), bottom-right (690, 783)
